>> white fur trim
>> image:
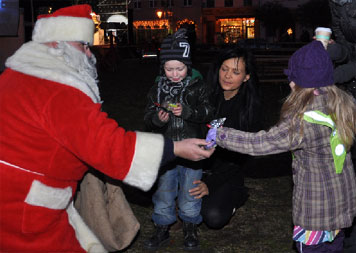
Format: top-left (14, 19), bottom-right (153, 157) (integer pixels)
top-left (123, 132), bottom-right (164, 191)
top-left (25, 180), bottom-right (72, 209)
top-left (24, 181), bottom-right (107, 252)
top-left (32, 16), bottom-right (94, 45)
top-left (5, 42), bottom-right (101, 103)
top-left (67, 202), bottom-right (107, 253)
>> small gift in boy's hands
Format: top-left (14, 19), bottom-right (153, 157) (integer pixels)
top-left (205, 118), bottom-right (226, 149)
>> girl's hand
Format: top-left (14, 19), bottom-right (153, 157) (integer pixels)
top-left (205, 128), bottom-right (217, 149)
top-left (171, 103), bottom-right (182, 117)
top-left (158, 110), bottom-right (170, 122)
top-left (189, 180), bottom-right (209, 199)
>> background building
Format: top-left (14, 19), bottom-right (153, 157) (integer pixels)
top-left (129, 0), bottom-right (313, 46)
top-left (202, 0), bottom-right (258, 44)
top-left (129, 0), bottom-right (202, 47)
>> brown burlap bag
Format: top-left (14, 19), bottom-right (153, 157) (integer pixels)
top-left (74, 171), bottom-right (140, 252)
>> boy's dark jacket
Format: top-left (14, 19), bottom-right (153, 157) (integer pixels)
top-left (144, 69), bottom-right (214, 141)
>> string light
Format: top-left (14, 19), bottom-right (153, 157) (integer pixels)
top-left (133, 19), bottom-right (169, 29)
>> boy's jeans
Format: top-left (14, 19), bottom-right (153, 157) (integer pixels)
top-left (152, 165), bottom-right (202, 226)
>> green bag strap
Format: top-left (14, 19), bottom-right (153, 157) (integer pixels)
top-left (303, 110), bottom-right (346, 174)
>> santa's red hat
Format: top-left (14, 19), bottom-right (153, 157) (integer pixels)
top-left (32, 4), bottom-right (94, 45)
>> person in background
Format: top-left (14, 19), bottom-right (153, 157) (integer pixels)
top-left (0, 5), bottom-right (214, 252)
top-left (327, 2), bottom-right (356, 250)
top-left (328, 0), bottom-right (356, 95)
top-left (327, 0), bottom-right (356, 165)
top-left (189, 47), bottom-right (263, 229)
top-left (207, 40), bottom-right (356, 252)
top-left (143, 28), bottom-right (214, 251)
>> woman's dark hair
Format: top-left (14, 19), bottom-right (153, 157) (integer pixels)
top-left (207, 46), bottom-right (262, 131)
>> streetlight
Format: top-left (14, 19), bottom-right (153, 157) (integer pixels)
top-left (287, 28), bottom-right (293, 36)
top-left (156, 9), bottom-right (173, 34)
top-left (156, 10), bottom-right (163, 19)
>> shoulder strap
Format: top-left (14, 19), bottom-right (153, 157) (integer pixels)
top-left (303, 110), bottom-right (335, 128)
top-left (303, 110), bottom-right (346, 174)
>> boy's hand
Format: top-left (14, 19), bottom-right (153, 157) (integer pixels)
top-left (158, 110), bottom-right (169, 123)
top-left (171, 103), bottom-right (182, 117)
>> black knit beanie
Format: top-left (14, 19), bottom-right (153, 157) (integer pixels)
top-left (159, 28), bottom-right (192, 66)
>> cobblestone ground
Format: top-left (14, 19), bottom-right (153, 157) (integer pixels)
top-left (98, 57), bottom-right (296, 253)
top-left (122, 176), bottom-right (294, 253)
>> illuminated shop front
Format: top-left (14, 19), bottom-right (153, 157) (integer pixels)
top-left (133, 18), bottom-right (195, 45)
top-left (218, 17), bottom-right (255, 44)
top-left (133, 19), bottom-right (169, 45)
top-left (177, 18), bottom-right (195, 28)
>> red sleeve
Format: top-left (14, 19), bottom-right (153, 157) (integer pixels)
top-left (43, 88), bottom-right (164, 191)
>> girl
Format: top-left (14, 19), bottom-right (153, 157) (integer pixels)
top-left (208, 40), bottom-right (356, 252)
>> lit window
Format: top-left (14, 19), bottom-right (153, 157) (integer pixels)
top-left (184, 0), bottom-right (192, 7)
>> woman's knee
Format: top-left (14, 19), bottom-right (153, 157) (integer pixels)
top-left (202, 207), bottom-right (230, 229)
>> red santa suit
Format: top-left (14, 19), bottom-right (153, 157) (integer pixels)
top-left (0, 5), bottom-right (164, 252)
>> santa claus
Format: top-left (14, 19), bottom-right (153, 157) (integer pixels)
top-left (0, 4), bottom-right (213, 252)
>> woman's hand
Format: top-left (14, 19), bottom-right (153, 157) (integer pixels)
top-left (189, 180), bottom-right (209, 199)
top-left (158, 109), bottom-right (170, 122)
top-left (171, 103), bottom-right (182, 117)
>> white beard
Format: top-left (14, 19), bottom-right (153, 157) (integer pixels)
top-left (49, 41), bottom-right (98, 87)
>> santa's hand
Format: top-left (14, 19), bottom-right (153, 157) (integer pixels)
top-left (174, 138), bottom-right (214, 161)
top-left (205, 128), bottom-right (217, 149)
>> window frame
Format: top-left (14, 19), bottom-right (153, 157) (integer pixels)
top-left (149, 0), bottom-right (158, 8)
top-left (206, 0), bottom-right (215, 8)
top-left (224, 0), bottom-right (233, 7)
top-left (133, 0), bottom-right (142, 9)
top-left (183, 0), bottom-right (192, 7)
top-left (243, 0), bottom-right (252, 6)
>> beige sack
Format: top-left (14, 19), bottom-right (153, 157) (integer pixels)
top-left (74, 171), bottom-right (140, 252)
